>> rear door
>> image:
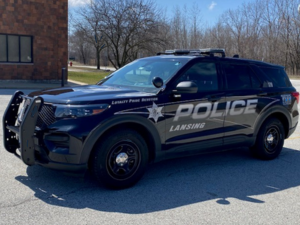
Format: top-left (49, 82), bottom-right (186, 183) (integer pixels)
top-left (221, 62), bottom-right (263, 145)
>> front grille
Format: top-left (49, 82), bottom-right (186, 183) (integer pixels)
top-left (36, 104), bottom-right (56, 128)
top-left (18, 96), bottom-right (56, 129)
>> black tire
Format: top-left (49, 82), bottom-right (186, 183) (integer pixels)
top-left (90, 129), bottom-right (148, 189)
top-left (250, 117), bottom-right (285, 160)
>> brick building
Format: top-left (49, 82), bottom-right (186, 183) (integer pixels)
top-left (0, 0), bottom-right (68, 82)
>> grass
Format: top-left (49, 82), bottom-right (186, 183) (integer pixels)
top-left (68, 71), bottom-right (111, 84)
top-left (70, 66), bottom-right (103, 72)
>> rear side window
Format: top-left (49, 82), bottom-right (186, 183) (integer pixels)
top-left (258, 66), bottom-right (291, 87)
top-left (223, 64), bottom-right (261, 90)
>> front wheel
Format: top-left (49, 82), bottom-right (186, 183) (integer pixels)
top-left (250, 117), bottom-right (285, 160)
top-left (90, 129), bottom-right (148, 189)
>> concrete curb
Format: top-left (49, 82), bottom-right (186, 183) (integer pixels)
top-left (0, 80), bottom-right (87, 90)
top-left (68, 79), bottom-right (88, 85)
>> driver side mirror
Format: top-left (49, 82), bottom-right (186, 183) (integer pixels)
top-left (173, 81), bottom-right (198, 94)
top-left (152, 77), bottom-right (164, 88)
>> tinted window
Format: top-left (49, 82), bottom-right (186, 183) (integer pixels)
top-left (259, 66), bottom-right (291, 87)
top-left (223, 64), bottom-right (261, 90)
top-left (0, 34), bottom-right (33, 63)
top-left (20, 36), bottom-right (32, 62)
top-left (251, 71), bottom-right (261, 88)
top-left (8, 35), bottom-right (19, 62)
top-left (0, 35), bottom-right (7, 61)
top-left (178, 62), bottom-right (218, 92)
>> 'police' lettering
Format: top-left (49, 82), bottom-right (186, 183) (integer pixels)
top-left (192, 103), bottom-right (212, 119)
top-left (174, 99), bottom-right (258, 121)
top-left (244, 99), bottom-right (258, 114)
top-left (230, 100), bottom-right (245, 116)
top-left (174, 104), bottom-right (194, 121)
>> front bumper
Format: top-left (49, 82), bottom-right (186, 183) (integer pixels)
top-left (3, 91), bottom-right (87, 172)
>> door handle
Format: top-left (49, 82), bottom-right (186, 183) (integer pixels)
top-left (207, 95), bottom-right (221, 102)
top-left (258, 92), bottom-right (267, 96)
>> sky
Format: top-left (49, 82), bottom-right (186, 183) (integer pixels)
top-left (68, 0), bottom-right (255, 26)
top-left (155, 0), bottom-right (255, 26)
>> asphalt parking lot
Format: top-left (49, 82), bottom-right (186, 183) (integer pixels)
top-left (1, 82), bottom-right (300, 225)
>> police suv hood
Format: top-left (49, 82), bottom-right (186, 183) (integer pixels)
top-left (28, 85), bottom-right (157, 104)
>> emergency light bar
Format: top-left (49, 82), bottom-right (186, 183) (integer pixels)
top-left (157, 48), bottom-right (226, 57)
top-left (199, 48), bottom-right (225, 57)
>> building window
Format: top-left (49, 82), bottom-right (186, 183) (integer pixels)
top-left (0, 34), bottom-right (33, 63)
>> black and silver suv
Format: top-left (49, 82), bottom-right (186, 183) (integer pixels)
top-left (3, 48), bottom-right (299, 189)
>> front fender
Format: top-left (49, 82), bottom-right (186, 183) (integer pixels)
top-left (79, 115), bottom-right (162, 164)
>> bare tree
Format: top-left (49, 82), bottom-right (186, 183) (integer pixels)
top-left (69, 29), bottom-right (93, 64)
top-left (200, 0), bottom-right (299, 74)
top-left (202, 20), bottom-right (233, 53)
top-left (275, 0), bottom-right (300, 74)
top-left (91, 0), bottom-right (166, 68)
top-left (74, 2), bottom-right (106, 69)
top-left (189, 3), bottom-right (202, 49)
top-left (69, 0), bottom-right (300, 74)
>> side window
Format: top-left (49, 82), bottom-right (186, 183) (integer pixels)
top-left (0, 34), bottom-right (33, 63)
top-left (251, 72), bottom-right (261, 88)
top-left (223, 64), bottom-right (261, 90)
top-left (258, 66), bottom-right (291, 87)
top-left (178, 62), bottom-right (218, 92)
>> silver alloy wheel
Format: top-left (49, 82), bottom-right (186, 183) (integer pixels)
top-left (264, 126), bottom-right (280, 153)
top-left (106, 140), bottom-right (141, 180)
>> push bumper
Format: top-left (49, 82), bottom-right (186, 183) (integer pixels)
top-left (3, 91), bottom-right (87, 172)
top-left (3, 91), bottom-right (43, 165)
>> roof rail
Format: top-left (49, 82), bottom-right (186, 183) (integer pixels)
top-left (157, 48), bottom-right (226, 57)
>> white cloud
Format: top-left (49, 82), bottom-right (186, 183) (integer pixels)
top-left (208, 1), bottom-right (217, 10)
top-left (69, 0), bottom-right (90, 7)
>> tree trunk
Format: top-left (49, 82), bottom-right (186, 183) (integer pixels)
top-left (96, 48), bottom-right (100, 70)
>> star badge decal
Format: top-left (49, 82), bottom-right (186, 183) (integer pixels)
top-left (147, 102), bottom-right (164, 123)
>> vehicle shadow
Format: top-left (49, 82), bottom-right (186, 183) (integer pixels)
top-left (15, 147), bottom-right (300, 214)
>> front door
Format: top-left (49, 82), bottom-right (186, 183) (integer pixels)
top-left (164, 60), bottom-right (225, 152)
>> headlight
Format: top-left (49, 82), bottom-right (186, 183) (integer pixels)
top-left (54, 104), bottom-right (109, 119)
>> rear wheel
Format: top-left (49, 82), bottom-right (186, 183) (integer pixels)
top-left (90, 129), bottom-right (148, 189)
top-left (251, 117), bottom-right (285, 160)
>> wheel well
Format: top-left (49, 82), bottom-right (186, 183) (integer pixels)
top-left (89, 123), bottom-right (157, 166)
top-left (268, 113), bottom-right (289, 138)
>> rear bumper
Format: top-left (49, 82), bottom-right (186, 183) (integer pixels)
top-left (3, 91), bottom-right (87, 172)
top-left (287, 121), bottom-right (298, 138)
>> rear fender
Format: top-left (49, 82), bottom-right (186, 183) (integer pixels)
top-left (253, 105), bottom-right (291, 139)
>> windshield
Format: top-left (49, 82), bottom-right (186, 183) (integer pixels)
top-left (100, 57), bottom-right (189, 93)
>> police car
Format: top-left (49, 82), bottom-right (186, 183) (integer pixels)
top-left (3, 48), bottom-right (299, 189)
